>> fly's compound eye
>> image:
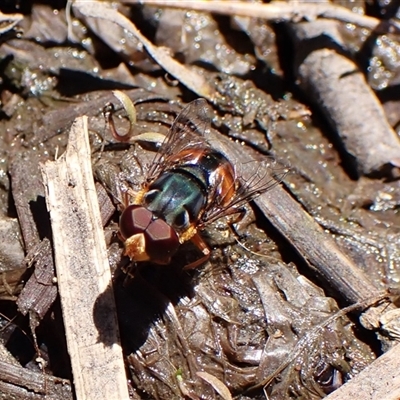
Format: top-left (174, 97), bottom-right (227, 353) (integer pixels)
top-left (144, 219), bottom-right (180, 264)
top-left (173, 209), bottom-right (190, 230)
top-left (120, 205), bottom-right (180, 264)
top-left (119, 205), bottom-right (152, 240)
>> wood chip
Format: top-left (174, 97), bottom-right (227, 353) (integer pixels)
top-left (0, 359), bottom-right (72, 399)
top-left (292, 21), bottom-right (400, 176)
top-left (16, 238), bottom-right (58, 318)
top-left (325, 343), bottom-right (400, 400)
top-left (41, 117), bottom-right (129, 400)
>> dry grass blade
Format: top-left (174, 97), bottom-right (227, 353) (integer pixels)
top-left (72, 1), bottom-right (214, 99)
top-left (197, 371), bottom-right (233, 400)
top-left (0, 11), bottom-right (23, 35)
top-left (130, 0), bottom-right (400, 33)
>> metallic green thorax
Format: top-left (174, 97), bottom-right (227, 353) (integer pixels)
top-left (144, 169), bottom-right (207, 233)
top-left (143, 149), bottom-right (230, 233)
top-left (144, 149), bottom-right (230, 232)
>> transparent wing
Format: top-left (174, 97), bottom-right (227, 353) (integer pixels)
top-left (146, 98), bottom-right (211, 181)
top-left (201, 157), bottom-right (289, 226)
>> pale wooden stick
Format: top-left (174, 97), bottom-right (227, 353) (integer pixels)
top-left (325, 343), bottom-right (400, 400)
top-left (41, 117), bottom-right (129, 400)
top-left (128, 0), bottom-right (400, 33)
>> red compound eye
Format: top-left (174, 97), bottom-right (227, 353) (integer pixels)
top-left (119, 205), bottom-right (152, 240)
top-left (144, 219), bottom-right (180, 264)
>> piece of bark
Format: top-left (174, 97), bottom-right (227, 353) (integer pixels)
top-left (95, 182), bottom-right (116, 227)
top-left (9, 151), bottom-right (48, 253)
top-left (0, 360), bottom-right (72, 400)
top-left (291, 20), bottom-right (400, 176)
top-left (16, 238), bottom-right (58, 318)
top-left (9, 150), bottom-right (58, 315)
top-left (41, 117), bottom-right (129, 400)
top-left (0, 342), bottom-right (71, 399)
top-left (324, 343), bottom-right (400, 400)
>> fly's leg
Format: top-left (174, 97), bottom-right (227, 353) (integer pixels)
top-left (223, 207), bottom-right (248, 240)
top-left (184, 233), bottom-right (211, 270)
top-left (227, 207), bottom-right (246, 228)
top-left (183, 209), bottom-right (247, 270)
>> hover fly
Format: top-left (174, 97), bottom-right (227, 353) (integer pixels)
top-left (114, 98), bottom-right (280, 267)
